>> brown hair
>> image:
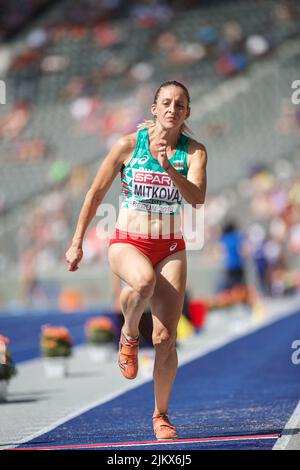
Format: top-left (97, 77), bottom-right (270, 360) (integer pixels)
top-left (153, 80), bottom-right (190, 106)
top-left (137, 80), bottom-right (193, 137)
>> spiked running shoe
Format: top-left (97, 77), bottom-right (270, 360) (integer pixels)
top-left (153, 414), bottom-right (177, 440)
top-left (118, 331), bottom-right (139, 379)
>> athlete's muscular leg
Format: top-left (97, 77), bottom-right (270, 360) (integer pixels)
top-left (150, 250), bottom-right (187, 416)
top-left (108, 244), bottom-right (156, 338)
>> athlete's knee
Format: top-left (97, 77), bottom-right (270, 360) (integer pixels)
top-left (135, 272), bottom-right (156, 299)
top-left (153, 327), bottom-right (176, 354)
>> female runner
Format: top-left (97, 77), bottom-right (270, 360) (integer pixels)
top-left (65, 80), bottom-right (207, 440)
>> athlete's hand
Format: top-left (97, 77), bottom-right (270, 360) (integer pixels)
top-left (65, 243), bottom-right (83, 272)
top-left (156, 139), bottom-right (170, 170)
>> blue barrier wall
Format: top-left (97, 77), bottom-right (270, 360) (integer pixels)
top-left (0, 307), bottom-right (116, 363)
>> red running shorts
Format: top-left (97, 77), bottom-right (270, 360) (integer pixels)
top-left (109, 229), bottom-right (186, 268)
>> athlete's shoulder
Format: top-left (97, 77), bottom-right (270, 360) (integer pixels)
top-left (186, 138), bottom-right (207, 170)
top-left (104, 132), bottom-right (137, 166)
top-left (188, 138), bottom-right (207, 155)
top-left (114, 132), bottom-right (138, 153)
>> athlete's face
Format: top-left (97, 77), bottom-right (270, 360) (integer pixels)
top-left (151, 86), bottom-right (190, 130)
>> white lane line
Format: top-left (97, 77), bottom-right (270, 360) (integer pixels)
top-left (273, 400), bottom-right (300, 450)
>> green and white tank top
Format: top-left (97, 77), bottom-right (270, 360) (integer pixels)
top-left (120, 128), bottom-right (189, 215)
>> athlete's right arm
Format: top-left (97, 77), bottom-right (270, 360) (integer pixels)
top-left (65, 134), bottom-right (136, 272)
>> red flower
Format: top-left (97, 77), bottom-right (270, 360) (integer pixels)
top-left (0, 334), bottom-right (10, 345)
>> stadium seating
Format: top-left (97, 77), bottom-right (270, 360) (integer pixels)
top-left (0, 0), bottom-right (300, 310)
top-left (1, 0), bottom-right (299, 211)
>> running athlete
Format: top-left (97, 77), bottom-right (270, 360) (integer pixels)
top-left (65, 81), bottom-right (207, 440)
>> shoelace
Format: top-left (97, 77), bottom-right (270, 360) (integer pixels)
top-left (124, 338), bottom-right (139, 345)
top-left (153, 414), bottom-right (176, 431)
top-left (122, 338), bottom-right (139, 349)
top-left (120, 336), bottom-right (139, 366)
top-left (123, 356), bottom-right (137, 366)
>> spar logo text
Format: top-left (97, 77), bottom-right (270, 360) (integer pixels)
top-left (133, 170), bottom-right (181, 202)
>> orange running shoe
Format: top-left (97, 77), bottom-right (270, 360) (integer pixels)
top-left (153, 414), bottom-right (177, 440)
top-left (118, 331), bottom-right (139, 380)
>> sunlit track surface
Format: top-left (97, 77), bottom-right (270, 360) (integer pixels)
top-left (13, 311), bottom-right (300, 450)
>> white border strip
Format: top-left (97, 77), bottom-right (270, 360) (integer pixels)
top-left (273, 400), bottom-right (300, 450)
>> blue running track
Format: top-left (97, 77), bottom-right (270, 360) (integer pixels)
top-left (10, 310), bottom-right (300, 450)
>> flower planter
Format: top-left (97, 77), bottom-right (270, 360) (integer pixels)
top-left (88, 343), bottom-right (114, 363)
top-left (0, 380), bottom-right (8, 401)
top-left (40, 326), bottom-right (73, 370)
top-left (43, 357), bottom-right (69, 378)
top-left (0, 335), bottom-right (17, 389)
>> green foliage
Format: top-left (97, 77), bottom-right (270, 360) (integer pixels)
top-left (87, 329), bottom-right (114, 344)
top-left (0, 351), bottom-right (17, 380)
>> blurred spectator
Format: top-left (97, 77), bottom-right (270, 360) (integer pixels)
top-left (92, 21), bottom-right (123, 47)
top-left (51, 23), bottom-right (88, 40)
top-left (130, 2), bottom-right (173, 28)
top-left (275, 98), bottom-right (300, 135)
top-left (18, 247), bottom-right (46, 308)
top-left (83, 226), bottom-right (107, 264)
top-left (245, 164), bottom-right (300, 297)
top-left (196, 25), bottom-right (218, 59)
top-left (68, 165), bottom-right (90, 196)
top-left (246, 35), bottom-right (270, 57)
top-left (0, 102), bottom-right (30, 140)
top-left (167, 42), bottom-right (206, 65)
top-left (215, 52), bottom-right (247, 76)
top-left (63, 77), bottom-right (91, 99)
top-left (11, 138), bottom-right (48, 162)
top-left (272, 0), bottom-right (298, 23)
top-left (289, 223), bottom-right (300, 253)
top-left (249, 223), bottom-right (269, 294)
top-left (26, 28), bottom-right (49, 49)
top-left (222, 20), bottom-right (244, 51)
top-left (128, 62), bottom-right (154, 83)
top-left (217, 221), bottom-right (247, 292)
top-left (8, 47), bottom-right (42, 104)
top-left (70, 96), bottom-right (102, 121)
top-left (197, 25), bottom-right (218, 45)
top-left (155, 31), bottom-right (178, 52)
top-left (93, 54), bottom-right (129, 83)
top-left (41, 55), bottom-right (69, 74)
top-left (47, 161), bottom-right (70, 185)
top-left (0, 46), bottom-right (12, 75)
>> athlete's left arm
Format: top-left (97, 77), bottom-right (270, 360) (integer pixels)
top-left (166, 141), bottom-right (207, 208)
